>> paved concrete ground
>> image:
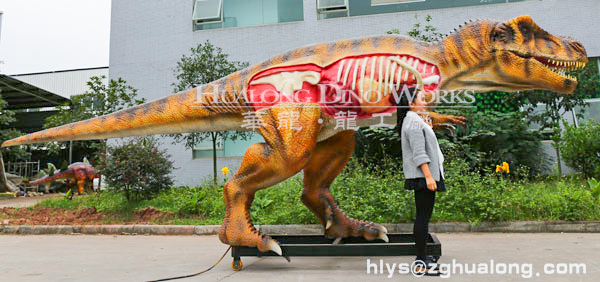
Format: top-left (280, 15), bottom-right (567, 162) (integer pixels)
top-left (0, 233), bottom-right (599, 281)
top-left (0, 194), bottom-right (60, 208)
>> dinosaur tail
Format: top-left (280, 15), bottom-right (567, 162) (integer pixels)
top-left (27, 172), bottom-right (67, 186)
top-left (1, 85), bottom-right (248, 148)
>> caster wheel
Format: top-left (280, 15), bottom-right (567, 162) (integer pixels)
top-left (232, 260), bottom-right (243, 271)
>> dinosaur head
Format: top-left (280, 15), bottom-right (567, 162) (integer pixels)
top-left (437, 15), bottom-right (588, 94)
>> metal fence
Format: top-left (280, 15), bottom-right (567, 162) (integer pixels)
top-left (5, 161), bottom-right (40, 179)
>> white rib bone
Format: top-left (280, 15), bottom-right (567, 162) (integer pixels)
top-left (422, 75), bottom-right (440, 86)
top-left (404, 57), bottom-right (413, 81)
top-left (389, 61), bottom-right (397, 92)
top-left (342, 59), bottom-right (354, 86)
top-left (351, 58), bottom-right (360, 90)
top-left (389, 56), bottom-right (424, 92)
top-left (368, 57), bottom-right (376, 101)
top-left (412, 59), bottom-right (420, 81)
top-left (377, 57), bottom-right (384, 98)
top-left (384, 58), bottom-right (391, 96)
top-left (336, 60), bottom-right (345, 82)
top-left (396, 56), bottom-right (403, 90)
top-left (359, 57), bottom-right (367, 95)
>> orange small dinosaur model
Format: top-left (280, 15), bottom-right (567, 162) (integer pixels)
top-left (27, 162), bottom-right (97, 195)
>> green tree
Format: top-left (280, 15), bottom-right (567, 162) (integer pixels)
top-left (170, 40), bottom-right (250, 185)
top-left (0, 95), bottom-right (31, 162)
top-left (43, 76), bottom-right (145, 161)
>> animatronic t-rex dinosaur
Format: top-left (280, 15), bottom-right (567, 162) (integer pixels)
top-left (27, 162), bottom-right (97, 195)
top-left (1, 15), bottom-right (587, 255)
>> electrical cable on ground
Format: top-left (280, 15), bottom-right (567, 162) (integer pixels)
top-left (147, 246), bottom-right (232, 282)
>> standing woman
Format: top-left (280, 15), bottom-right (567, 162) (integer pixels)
top-left (397, 89), bottom-right (445, 276)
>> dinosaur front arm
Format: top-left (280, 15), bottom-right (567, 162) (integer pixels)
top-left (429, 111), bottom-right (467, 131)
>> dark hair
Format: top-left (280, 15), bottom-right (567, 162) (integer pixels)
top-left (395, 87), bottom-right (418, 134)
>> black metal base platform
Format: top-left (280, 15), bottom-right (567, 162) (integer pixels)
top-left (230, 233), bottom-right (442, 271)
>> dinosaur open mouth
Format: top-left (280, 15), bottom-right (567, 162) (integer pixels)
top-left (532, 56), bottom-right (586, 81)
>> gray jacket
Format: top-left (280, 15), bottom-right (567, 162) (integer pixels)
top-left (401, 111), bottom-right (445, 181)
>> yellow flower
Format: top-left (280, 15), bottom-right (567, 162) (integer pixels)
top-left (496, 165), bottom-right (503, 173)
top-left (221, 167), bottom-right (230, 175)
top-left (502, 162), bottom-right (510, 174)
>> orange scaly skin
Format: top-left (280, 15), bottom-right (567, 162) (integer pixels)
top-left (27, 162), bottom-right (97, 195)
top-left (2, 16), bottom-right (587, 254)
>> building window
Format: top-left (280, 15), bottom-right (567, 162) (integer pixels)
top-left (192, 135), bottom-right (225, 159)
top-left (194, 0), bottom-right (304, 31)
top-left (193, 0), bottom-right (223, 24)
top-left (192, 132), bottom-right (265, 159)
top-left (318, 0), bottom-right (529, 20)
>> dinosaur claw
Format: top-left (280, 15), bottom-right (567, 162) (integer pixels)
top-left (325, 218), bottom-right (333, 230)
top-left (378, 232), bottom-right (390, 243)
top-left (381, 225), bottom-right (388, 234)
top-left (266, 239), bottom-right (282, 256)
top-left (332, 237), bottom-right (343, 245)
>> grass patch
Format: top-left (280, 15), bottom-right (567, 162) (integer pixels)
top-left (25, 158), bottom-right (600, 225)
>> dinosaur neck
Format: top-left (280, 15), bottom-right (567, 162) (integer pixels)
top-left (426, 22), bottom-right (496, 91)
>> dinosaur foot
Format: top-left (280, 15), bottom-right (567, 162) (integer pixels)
top-left (325, 216), bottom-right (389, 243)
top-left (218, 222), bottom-right (283, 256)
top-left (316, 196), bottom-right (389, 242)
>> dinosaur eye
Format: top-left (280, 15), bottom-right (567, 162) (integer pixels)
top-left (492, 31), bottom-right (502, 41)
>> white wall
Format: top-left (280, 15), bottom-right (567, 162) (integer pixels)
top-left (109, 0), bottom-right (600, 185)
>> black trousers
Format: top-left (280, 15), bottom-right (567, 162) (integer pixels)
top-left (414, 188), bottom-right (436, 259)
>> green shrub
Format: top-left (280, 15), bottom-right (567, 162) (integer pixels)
top-left (559, 120), bottom-right (600, 179)
top-left (98, 137), bottom-right (174, 201)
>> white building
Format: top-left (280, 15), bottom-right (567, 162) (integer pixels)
top-left (12, 67), bottom-right (108, 99)
top-left (109, 0), bottom-right (600, 185)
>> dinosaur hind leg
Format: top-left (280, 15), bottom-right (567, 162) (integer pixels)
top-left (75, 170), bottom-right (86, 194)
top-left (302, 130), bottom-right (388, 242)
top-left (76, 179), bottom-right (85, 195)
top-left (218, 104), bottom-right (322, 254)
